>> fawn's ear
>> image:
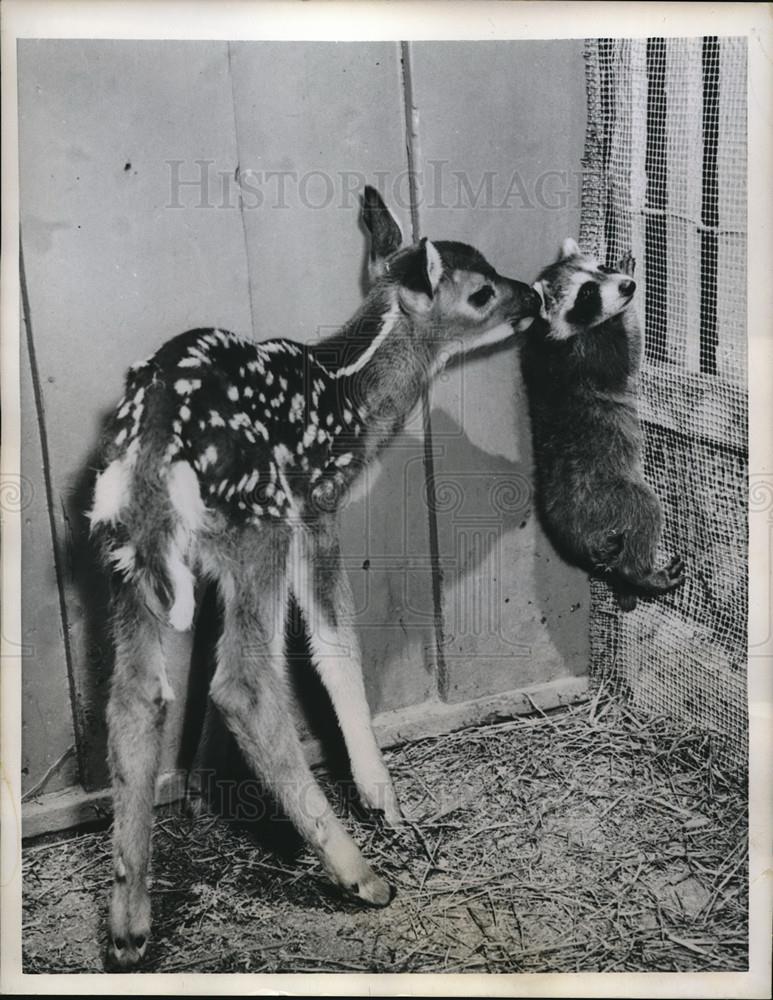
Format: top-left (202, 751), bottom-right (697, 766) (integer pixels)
top-left (397, 238), bottom-right (444, 314)
top-left (558, 237), bottom-right (581, 260)
top-left (361, 185), bottom-right (403, 281)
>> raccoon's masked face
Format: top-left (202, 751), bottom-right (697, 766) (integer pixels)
top-left (533, 238), bottom-right (636, 341)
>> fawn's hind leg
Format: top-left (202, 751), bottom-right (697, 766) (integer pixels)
top-left (289, 523), bottom-right (404, 827)
top-left (106, 586), bottom-right (175, 968)
top-left (209, 554), bottom-right (393, 907)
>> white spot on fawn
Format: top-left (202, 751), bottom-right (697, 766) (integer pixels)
top-left (209, 411), bottom-right (225, 427)
top-left (289, 393), bottom-right (304, 423)
top-left (227, 385), bottom-right (239, 401)
top-left (166, 461), bottom-right (205, 632)
top-left (108, 544), bottom-right (136, 576)
top-left (199, 445), bottom-right (218, 471)
top-left (168, 461), bottom-right (205, 534)
top-left (175, 379), bottom-right (202, 395)
top-left (88, 458), bottom-right (132, 527)
top-left (158, 674), bottom-right (175, 704)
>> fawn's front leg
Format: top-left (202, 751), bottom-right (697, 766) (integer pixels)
top-left (289, 522), bottom-right (404, 827)
top-left (106, 587), bottom-right (175, 969)
top-left (209, 561), bottom-right (393, 906)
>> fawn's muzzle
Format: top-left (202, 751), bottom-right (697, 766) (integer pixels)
top-left (506, 280), bottom-right (542, 331)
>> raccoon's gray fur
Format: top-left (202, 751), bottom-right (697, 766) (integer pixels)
top-left (521, 239), bottom-right (685, 611)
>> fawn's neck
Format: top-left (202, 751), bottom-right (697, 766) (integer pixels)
top-left (318, 288), bottom-right (435, 436)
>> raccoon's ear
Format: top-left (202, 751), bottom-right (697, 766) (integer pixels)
top-left (398, 238), bottom-right (443, 314)
top-left (361, 185), bottom-right (403, 281)
top-left (559, 237), bottom-right (581, 260)
top-left (532, 280), bottom-right (548, 318)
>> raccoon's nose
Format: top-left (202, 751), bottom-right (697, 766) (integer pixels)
top-left (620, 279), bottom-right (636, 298)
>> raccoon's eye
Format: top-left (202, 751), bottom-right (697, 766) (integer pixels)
top-left (576, 281), bottom-right (597, 301)
top-left (468, 285), bottom-right (495, 309)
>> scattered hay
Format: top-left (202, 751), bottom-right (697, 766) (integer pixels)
top-left (23, 690), bottom-right (747, 973)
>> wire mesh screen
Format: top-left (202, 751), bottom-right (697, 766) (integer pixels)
top-left (581, 38), bottom-right (748, 766)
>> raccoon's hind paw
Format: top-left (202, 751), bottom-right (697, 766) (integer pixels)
top-left (647, 554), bottom-right (686, 595)
top-left (617, 251), bottom-right (636, 277)
top-left (592, 531), bottom-right (626, 573)
top-left (617, 591), bottom-right (638, 612)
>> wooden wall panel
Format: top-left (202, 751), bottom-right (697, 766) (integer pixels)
top-left (408, 40), bottom-right (591, 701)
top-left (229, 42), bottom-right (435, 712)
top-left (18, 40), bottom-right (252, 787)
top-left (20, 325), bottom-right (78, 796)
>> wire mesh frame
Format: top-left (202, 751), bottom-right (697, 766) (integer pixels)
top-left (581, 38), bottom-right (748, 769)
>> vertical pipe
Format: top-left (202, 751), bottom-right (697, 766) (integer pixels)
top-left (399, 41), bottom-right (449, 700)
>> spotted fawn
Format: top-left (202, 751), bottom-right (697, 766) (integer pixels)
top-left (89, 185), bottom-right (540, 967)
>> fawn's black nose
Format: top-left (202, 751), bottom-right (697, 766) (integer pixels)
top-left (507, 279), bottom-right (542, 317)
top-left (620, 279), bottom-right (636, 298)
top-left (527, 286), bottom-right (543, 313)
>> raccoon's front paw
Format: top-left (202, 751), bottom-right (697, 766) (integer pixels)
top-left (662, 554), bottom-right (686, 588)
top-left (617, 251), bottom-right (636, 277)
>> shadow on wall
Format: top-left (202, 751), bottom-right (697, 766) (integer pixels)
top-left (428, 395), bottom-right (587, 686)
top-left (67, 412), bottom-right (119, 791)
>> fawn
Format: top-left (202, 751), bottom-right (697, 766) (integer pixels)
top-left (89, 185), bottom-right (540, 967)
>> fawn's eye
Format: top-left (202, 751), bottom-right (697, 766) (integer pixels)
top-left (468, 285), bottom-right (495, 309)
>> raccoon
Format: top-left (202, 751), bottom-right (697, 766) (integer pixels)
top-left (520, 238), bottom-right (685, 611)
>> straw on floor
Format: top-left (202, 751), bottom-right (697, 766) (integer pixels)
top-left (23, 689), bottom-right (747, 974)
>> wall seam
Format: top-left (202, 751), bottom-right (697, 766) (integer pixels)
top-left (399, 41), bottom-right (449, 701)
top-left (19, 240), bottom-right (87, 786)
top-left (226, 41), bottom-right (258, 338)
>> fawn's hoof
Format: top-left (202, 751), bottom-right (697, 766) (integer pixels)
top-left (345, 870), bottom-right (394, 907)
top-left (106, 931), bottom-right (149, 970)
top-left (372, 801), bottom-right (408, 830)
top-left (358, 779), bottom-right (406, 830)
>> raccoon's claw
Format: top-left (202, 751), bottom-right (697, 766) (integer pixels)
top-left (664, 554), bottom-right (686, 586)
top-left (647, 554), bottom-right (686, 597)
top-left (617, 251), bottom-right (636, 277)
